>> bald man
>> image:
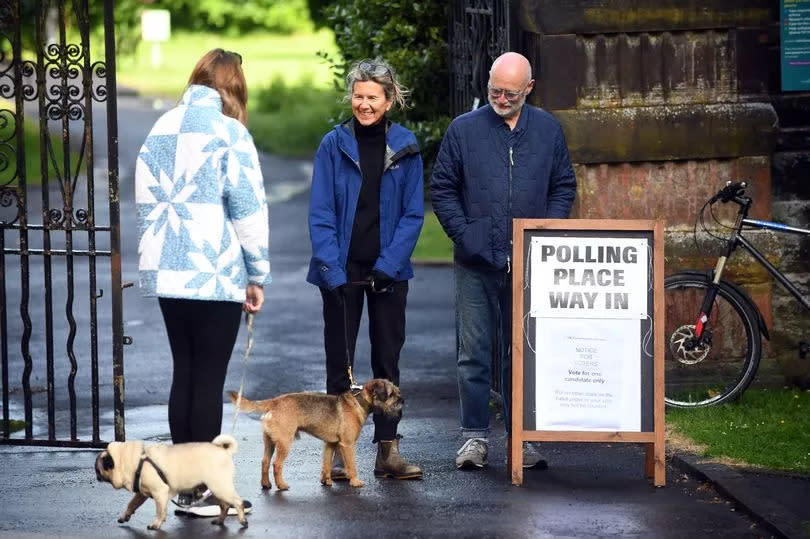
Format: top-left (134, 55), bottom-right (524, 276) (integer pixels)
top-left (430, 52), bottom-right (576, 470)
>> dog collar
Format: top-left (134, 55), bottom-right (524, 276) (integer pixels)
top-left (353, 390), bottom-right (372, 413)
top-left (133, 454), bottom-right (169, 494)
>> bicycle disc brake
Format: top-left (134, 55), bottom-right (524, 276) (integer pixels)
top-left (670, 324), bottom-right (711, 364)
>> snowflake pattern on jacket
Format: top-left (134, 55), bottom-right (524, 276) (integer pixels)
top-left (135, 84), bottom-right (271, 302)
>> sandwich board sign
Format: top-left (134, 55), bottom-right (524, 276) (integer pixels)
top-left (509, 219), bottom-right (665, 486)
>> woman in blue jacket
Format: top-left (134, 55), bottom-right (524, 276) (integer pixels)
top-left (307, 58), bottom-right (424, 480)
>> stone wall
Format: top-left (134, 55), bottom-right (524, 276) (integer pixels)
top-left (518, 0), bottom-right (809, 384)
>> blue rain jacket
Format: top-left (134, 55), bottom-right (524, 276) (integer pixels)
top-left (307, 120), bottom-right (424, 289)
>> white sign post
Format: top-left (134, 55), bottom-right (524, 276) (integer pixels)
top-left (141, 9), bottom-right (171, 69)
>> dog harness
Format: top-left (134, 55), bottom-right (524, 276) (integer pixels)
top-left (133, 454), bottom-right (169, 494)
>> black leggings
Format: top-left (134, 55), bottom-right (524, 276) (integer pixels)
top-left (158, 298), bottom-right (243, 444)
top-left (320, 280), bottom-right (408, 442)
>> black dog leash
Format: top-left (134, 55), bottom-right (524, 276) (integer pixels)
top-left (343, 276), bottom-right (393, 395)
top-left (133, 454), bottom-right (170, 495)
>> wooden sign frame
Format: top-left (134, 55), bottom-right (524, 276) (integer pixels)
top-left (509, 219), bottom-right (665, 487)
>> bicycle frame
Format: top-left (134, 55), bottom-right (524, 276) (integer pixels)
top-left (736, 219), bottom-right (810, 311)
top-left (696, 196), bottom-right (810, 339)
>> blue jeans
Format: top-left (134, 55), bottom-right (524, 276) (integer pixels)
top-left (455, 263), bottom-right (512, 439)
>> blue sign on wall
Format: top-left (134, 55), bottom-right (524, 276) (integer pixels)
top-left (782, 0), bottom-right (810, 91)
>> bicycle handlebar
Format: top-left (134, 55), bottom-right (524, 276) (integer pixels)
top-left (709, 180), bottom-right (748, 204)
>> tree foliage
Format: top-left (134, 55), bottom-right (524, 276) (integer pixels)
top-left (11, 1), bottom-right (142, 58)
top-left (322, 0), bottom-right (451, 179)
top-left (153, 0), bottom-right (313, 34)
top-left (307, 0), bottom-right (332, 29)
top-left (13, 0), bottom-right (313, 55)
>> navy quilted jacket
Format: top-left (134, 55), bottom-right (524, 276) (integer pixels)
top-left (430, 104), bottom-right (576, 271)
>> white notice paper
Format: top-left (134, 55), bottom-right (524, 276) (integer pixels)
top-left (529, 236), bottom-right (648, 319)
top-left (534, 317), bottom-right (641, 431)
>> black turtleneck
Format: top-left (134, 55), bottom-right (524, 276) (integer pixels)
top-left (348, 116), bottom-right (386, 265)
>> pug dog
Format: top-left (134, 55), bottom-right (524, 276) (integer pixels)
top-left (94, 434), bottom-right (247, 530)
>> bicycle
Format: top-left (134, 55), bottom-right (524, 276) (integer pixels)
top-left (665, 181), bottom-right (810, 408)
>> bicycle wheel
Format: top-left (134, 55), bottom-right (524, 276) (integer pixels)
top-left (664, 272), bottom-right (761, 407)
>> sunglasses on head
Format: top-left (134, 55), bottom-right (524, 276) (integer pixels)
top-left (358, 60), bottom-right (391, 78)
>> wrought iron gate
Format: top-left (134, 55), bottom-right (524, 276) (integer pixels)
top-left (0, 0), bottom-right (124, 447)
top-left (449, 0), bottom-right (517, 117)
top-left (448, 0), bottom-right (515, 396)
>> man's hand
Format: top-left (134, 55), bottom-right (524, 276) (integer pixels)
top-left (244, 283), bottom-right (264, 313)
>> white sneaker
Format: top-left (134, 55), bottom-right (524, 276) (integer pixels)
top-left (455, 438), bottom-right (488, 469)
top-left (522, 442), bottom-right (548, 470)
top-left (179, 490), bottom-right (253, 517)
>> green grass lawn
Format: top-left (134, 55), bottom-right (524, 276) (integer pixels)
top-left (413, 210), bottom-right (453, 263)
top-left (117, 30), bottom-right (340, 99)
top-left (1, 101), bottom-right (68, 187)
top-left (667, 388), bottom-right (810, 474)
top-left (115, 30), bottom-right (343, 157)
top-left (1, 419), bottom-right (25, 433)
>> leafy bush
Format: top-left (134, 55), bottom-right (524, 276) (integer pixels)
top-left (322, 0), bottom-right (451, 184)
top-left (307, 0), bottom-right (333, 29)
top-left (250, 77), bottom-right (345, 157)
top-left (253, 75), bottom-right (339, 114)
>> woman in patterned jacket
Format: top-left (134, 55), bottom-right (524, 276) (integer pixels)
top-left (135, 49), bottom-right (270, 515)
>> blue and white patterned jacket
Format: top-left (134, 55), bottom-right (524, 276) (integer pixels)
top-left (135, 84), bottom-right (271, 302)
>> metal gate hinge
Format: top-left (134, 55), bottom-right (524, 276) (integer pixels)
top-left (123, 336), bottom-right (133, 345)
top-left (122, 282), bottom-right (134, 289)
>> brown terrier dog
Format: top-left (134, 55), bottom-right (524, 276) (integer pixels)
top-left (228, 379), bottom-right (402, 490)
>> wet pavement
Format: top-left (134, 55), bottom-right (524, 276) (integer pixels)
top-left (1, 93), bottom-right (809, 537)
top-left (0, 397), bottom-right (787, 538)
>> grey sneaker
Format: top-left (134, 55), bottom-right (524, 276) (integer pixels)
top-left (179, 490), bottom-right (252, 517)
top-left (522, 442), bottom-right (548, 470)
top-left (172, 485), bottom-right (207, 512)
top-left (455, 438), bottom-right (488, 469)
top-left (173, 491), bottom-right (196, 508)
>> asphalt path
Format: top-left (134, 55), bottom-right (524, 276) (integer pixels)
top-left (0, 94), bottom-right (773, 537)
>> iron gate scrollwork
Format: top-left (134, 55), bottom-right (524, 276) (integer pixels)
top-left (0, 0), bottom-right (124, 447)
top-left (449, 0), bottom-right (516, 117)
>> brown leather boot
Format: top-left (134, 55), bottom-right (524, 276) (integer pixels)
top-left (374, 438), bottom-right (423, 479)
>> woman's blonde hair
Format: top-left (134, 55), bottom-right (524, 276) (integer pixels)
top-left (187, 49), bottom-right (248, 125)
top-left (345, 58), bottom-right (409, 110)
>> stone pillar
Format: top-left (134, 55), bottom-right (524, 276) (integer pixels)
top-left (518, 1), bottom-right (810, 383)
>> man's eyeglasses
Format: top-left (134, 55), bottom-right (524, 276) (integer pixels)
top-left (487, 81), bottom-right (530, 101)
